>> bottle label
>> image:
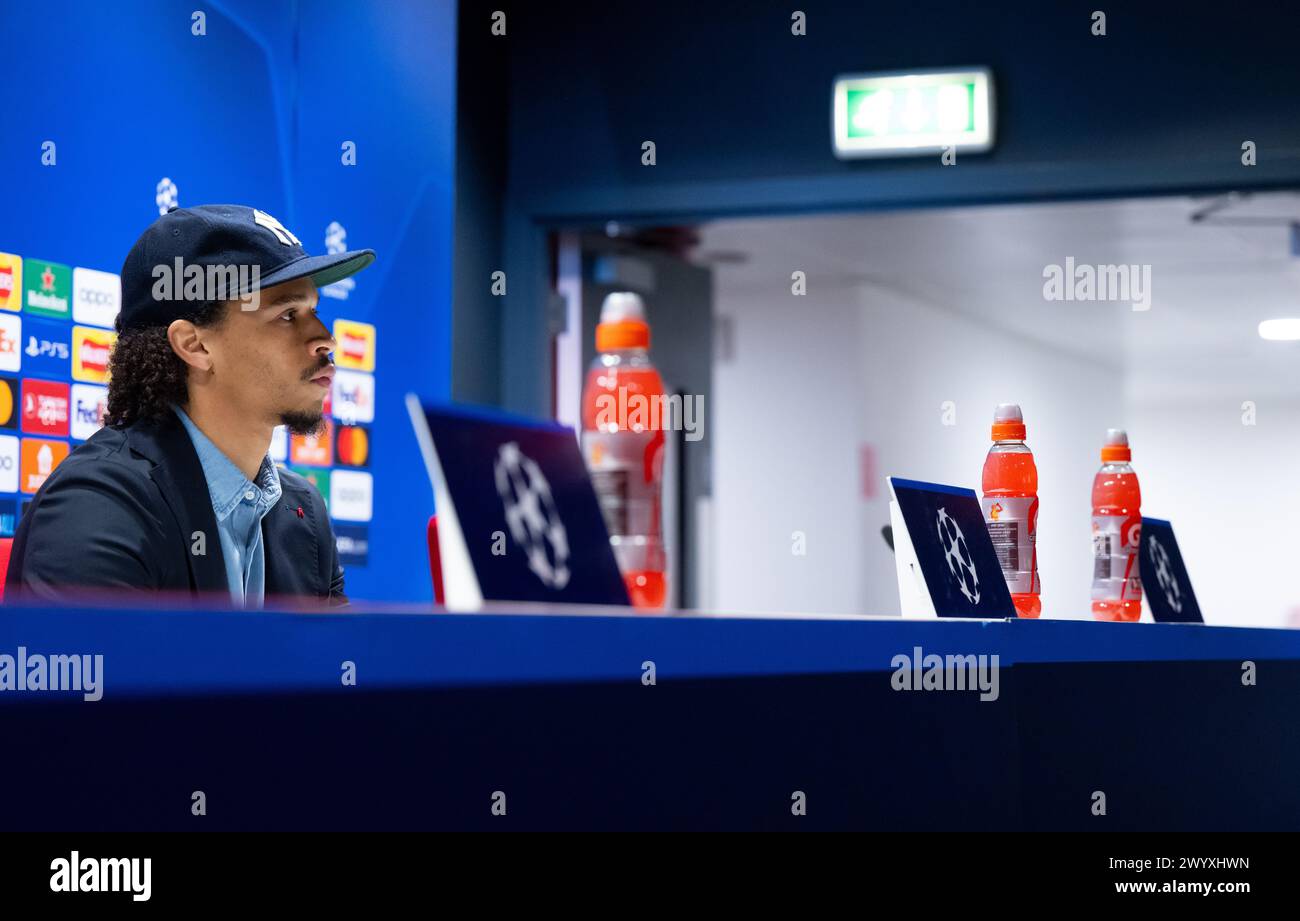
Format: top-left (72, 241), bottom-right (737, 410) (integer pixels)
top-left (581, 429), bottom-right (663, 540)
top-left (1092, 514), bottom-right (1142, 602)
top-left (981, 496), bottom-right (1039, 594)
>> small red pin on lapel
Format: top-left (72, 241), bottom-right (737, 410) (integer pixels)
top-left (296, 506), bottom-right (304, 518)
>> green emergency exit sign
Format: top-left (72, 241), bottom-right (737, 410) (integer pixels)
top-left (832, 68), bottom-right (994, 158)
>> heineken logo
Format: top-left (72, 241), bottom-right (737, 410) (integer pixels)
top-left (23, 258), bottom-right (70, 318)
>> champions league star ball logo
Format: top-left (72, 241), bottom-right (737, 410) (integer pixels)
top-left (321, 222), bottom-right (356, 300)
top-left (494, 441), bottom-right (571, 590)
top-left (155, 177), bottom-right (178, 215)
top-left (1147, 535), bottom-right (1183, 613)
top-left (325, 221), bottom-right (347, 255)
top-left (936, 506), bottom-right (980, 605)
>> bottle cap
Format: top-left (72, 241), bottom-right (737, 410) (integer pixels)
top-left (991, 403), bottom-right (1026, 441)
top-left (596, 292), bottom-right (650, 351)
top-left (1101, 428), bottom-right (1132, 462)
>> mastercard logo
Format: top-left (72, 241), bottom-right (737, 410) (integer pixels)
top-left (0, 377), bottom-right (14, 429)
top-left (336, 425), bottom-right (369, 467)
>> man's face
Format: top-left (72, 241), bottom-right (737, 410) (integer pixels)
top-left (199, 276), bottom-right (335, 434)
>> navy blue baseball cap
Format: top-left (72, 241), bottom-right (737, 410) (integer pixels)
top-left (118, 204), bottom-right (375, 331)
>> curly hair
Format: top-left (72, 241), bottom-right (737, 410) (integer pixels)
top-left (104, 300), bottom-right (228, 429)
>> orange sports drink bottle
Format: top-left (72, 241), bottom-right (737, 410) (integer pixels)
top-left (580, 292), bottom-right (667, 610)
top-left (981, 403), bottom-right (1042, 617)
top-left (1091, 428), bottom-right (1142, 621)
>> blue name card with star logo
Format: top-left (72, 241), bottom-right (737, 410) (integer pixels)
top-left (888, 477), bottom-right (1015, 619)
top-left (407, 396), bottom-right (630, 610)
top-left (1139, 517), bottom-right (1204, 623)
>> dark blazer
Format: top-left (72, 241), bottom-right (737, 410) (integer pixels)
top-left (4, 411), bottom-right (347, 606)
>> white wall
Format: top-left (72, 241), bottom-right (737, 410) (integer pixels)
top-left (1128, 400), bottom-right (1300, 627)
top-left (712, 278), bottom-right (1122, 617)
top-left (710, 279), bottom-right (864, 616)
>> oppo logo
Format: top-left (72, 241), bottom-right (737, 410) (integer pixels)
top-left (0, 455), bottom-right (13, 471)
top-left (78, 288), bottom-right (117, 306)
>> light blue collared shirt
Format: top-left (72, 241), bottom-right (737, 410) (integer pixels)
top-left (172, 406), bottom-right (282, 608)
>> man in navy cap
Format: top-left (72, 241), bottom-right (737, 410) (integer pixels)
top-left (4, 205), bottom-right (375, 607)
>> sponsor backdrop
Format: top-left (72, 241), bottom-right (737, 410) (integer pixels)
top-left (1, 0), bottom-right (456, 601)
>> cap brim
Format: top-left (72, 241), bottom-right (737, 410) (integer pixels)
top-left (254, 249), bottom-right (376, 293)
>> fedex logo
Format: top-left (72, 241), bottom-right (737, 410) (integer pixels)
top-left (21, 379), bottom-right (70, 437)
top-left (331, 369), bottom-right (374, 424)
top-left (70, 383), bottom-right (108, 440)
top-left (0, 314), bottom-right (22, 373)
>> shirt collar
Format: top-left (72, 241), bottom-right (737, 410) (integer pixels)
top-left (172, 406), bottom-right (282, 522)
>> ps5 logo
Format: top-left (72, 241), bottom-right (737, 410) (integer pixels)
top-left (25, 336), bottom-right (69, 359)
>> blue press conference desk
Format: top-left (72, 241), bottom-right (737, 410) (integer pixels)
top-left (2, 600), bottom-right (1298, 831)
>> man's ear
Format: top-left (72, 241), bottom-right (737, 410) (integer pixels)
top-left (167, 318), bottom-right (213, 372)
